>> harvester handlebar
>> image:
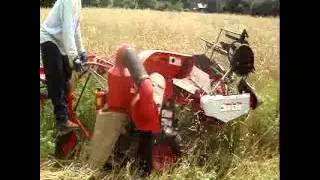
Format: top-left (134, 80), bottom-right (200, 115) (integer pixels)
top-left (84, 62), bottom-right (113, 69)
top-left (200, 38), bottom-right (214, 46)
top-left (221, 28), bottom-right (248, 38)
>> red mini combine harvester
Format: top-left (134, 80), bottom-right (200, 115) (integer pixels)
top-left (40, 29), bottom-right (261, 170)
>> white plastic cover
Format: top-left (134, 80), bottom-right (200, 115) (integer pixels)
top-left (200, 93), bottom-right (250, 123)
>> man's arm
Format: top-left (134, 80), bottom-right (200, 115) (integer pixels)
top-left (75, 20), bottom-right (85, 53)
top-left (62, 0), bottom-right (78, 63)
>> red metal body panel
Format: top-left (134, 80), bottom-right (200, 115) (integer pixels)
top-left (106, 44), bottom-right (136, 113)
top-left (107, 45), bottom-right (161, 133)
top-left (139, 51), bottom-right (194, 102)
top-left (56, 131), bottom-right (77, 159)
top-left (107, 66), bottom-right (134, 113)
top-left (40, 66), bottom-right (45, 80)
top-left (141, 51), bottom-right (193, 78)
top-left (130, 78), bottom-right (161, 134)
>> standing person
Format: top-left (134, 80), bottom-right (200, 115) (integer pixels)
top-left (40, 0), bottom-right (87, 131)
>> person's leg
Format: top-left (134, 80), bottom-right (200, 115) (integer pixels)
top-left (40, 41), bottom-right (78, 129)
top-left (61, 55), bottom-right (72, 96)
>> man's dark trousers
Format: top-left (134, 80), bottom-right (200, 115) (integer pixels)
top-left (41, 41), bottom-right (72, 125)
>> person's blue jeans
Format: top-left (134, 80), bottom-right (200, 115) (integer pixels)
top-left (41, 41), bottom-right (72, 125)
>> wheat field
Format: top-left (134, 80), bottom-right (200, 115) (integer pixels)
top-left (40, 8), bottom-right (279, 180)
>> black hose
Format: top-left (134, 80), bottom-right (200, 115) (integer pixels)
top-left (122, 47), bottom-right (149, 86)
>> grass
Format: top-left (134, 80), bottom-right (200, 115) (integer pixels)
top-left (40, 8), bottom-right (279, 180)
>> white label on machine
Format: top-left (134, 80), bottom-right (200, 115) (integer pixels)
top-left (169, 56), bottom-right (182, 66)
top-left (200, 94), bottom-right (250, 123)
top-left (220, 103), bottom-right (242, 112)
top-left (161, 109), bottom-right (173, 118)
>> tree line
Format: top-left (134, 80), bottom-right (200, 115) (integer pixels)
top-left (40, 0), bottom-right (279, 16)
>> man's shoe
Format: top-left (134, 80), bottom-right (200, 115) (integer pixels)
top-left (57, 128), bottom-right (73, 136)
top-left (57, 120), bottom-right (79, 130)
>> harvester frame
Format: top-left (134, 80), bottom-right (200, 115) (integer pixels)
top-left (40, 28), bottom-right (260, 170)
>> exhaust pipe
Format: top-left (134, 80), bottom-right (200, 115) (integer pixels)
top-left (121, 46), bottom-right (149, 86)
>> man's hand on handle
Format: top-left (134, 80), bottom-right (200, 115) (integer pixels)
top-left (73, 57), bottom-right (83, 72)
top-left (79, 51), bottom-right (87, 63)
top-left (71, 51), bottom-right (87, 73)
